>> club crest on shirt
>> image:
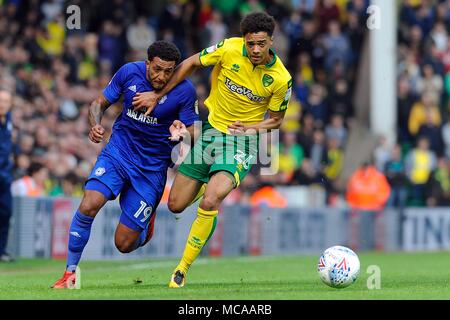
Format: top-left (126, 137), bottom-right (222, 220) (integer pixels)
top-left (95, 167), bottom-right (105, 176)
top-left (158, 95), bottom-right (167, 104)
top-left (262, 74), bottom-right (274, 87)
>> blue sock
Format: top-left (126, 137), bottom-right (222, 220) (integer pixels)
top-left (66, 210), bottom-right (94, 272)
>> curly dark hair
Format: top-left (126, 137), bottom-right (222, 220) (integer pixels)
top-left (147, 41), bottom-right (181, 64)
top-left (240, 12), bottom-right (276, 37)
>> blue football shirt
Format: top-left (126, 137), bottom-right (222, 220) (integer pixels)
top-left (102, 61), bottom-right (199, 172)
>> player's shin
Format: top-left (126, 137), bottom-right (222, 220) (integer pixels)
top-left (177, 207), bottom-right (218, 273)
top-left (66, 210), bottom-right (94, 272)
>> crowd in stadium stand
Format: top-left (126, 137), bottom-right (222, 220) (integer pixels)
top-left (379, 0), bottom-right (450, 208)
top-left (2, 0), bottom-right (448, 208)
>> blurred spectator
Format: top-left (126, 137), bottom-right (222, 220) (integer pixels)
top-left (325, 113), bottom-right (347, 148)
top-left (126, 16), bottom-right (156, 60)
top-left (426, 21), bottom-right (448, 55)
top-left (297, 112), bottom-right (315, 155)
top-left (41, 0), bottom-right (64, 24)
top-left (284, 10), bottom-right (303, 65)
top-left (11, 162), bottom-right (49, 197)
top-left (441, 113), bottom-right (450, 159)
top-left (384, 144), bottom-right (409, 208)
top-left (322, 20), bottom-right (351, 72)
top-left (98, 20), bottom-right (124, 74)
top-left (397, 76), bottom-right (416, 144)
top-left (316, 0), bottom-right (340, 33)
top-left (309, 129), bottom-right (328, 172)
top-left (398, 51), bottom-right (421, 94)
top-left (198, 0), bottom-right (214, 30)
top-left (293, 72), bottom-right (309, 105)
top-left (417, 63), bottom-right (443, 106)
top-left (323, 137), bottom-right (343, 183)
top-left (425, 157), bottom-right (450, 207)
top-left (36, 15), bottom-right (66, 57)
top-left (239, 0), bottom-right (264, 18)
top-left (346, 162), bottom-right (391, 211)
top-left (276, 131), bottom-right (304, 183)
top-left (405, 137), bottom-right (437, 206)
top-left (250, 183), bottom-right (287, 208)
top-left (345, 10), bottom-right (364, 68)
top-left (205, 10), bottom-right (228, 47)
top-left (408, 92), bottom-right (441, 138)
top-left (417, 111), bottom-right (444, 156)
top-left (328, 78), bottom-right (354, 125)
top-left (61, 172), bottom-right (84, 197)
top-left (374, 136), bottom-right (392, 172)
top-left (159, 0), bottom-right (187, 56)
top-left (303, 84), bottom-right (329, 127)
top-left (297, 52), bottom-right (314, 87)
top-left (291, 158), bottom-right (331, 193)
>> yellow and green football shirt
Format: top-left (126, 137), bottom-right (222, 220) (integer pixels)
top-left (199, 37), bottom-right (292, 134)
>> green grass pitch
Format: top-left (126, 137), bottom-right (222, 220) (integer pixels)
top-left (0, 252), bottom-right (449, 300)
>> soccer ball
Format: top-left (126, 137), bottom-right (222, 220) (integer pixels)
top-left (317, 245), bottom-right (360, 288)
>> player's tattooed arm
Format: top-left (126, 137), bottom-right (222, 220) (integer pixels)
top-left (89, 94), bottom-right (111, 127)
top-left (88, 94), bottom-right (111, 143)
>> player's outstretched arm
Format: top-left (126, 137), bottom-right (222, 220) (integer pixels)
top-left (132, 53), bottom-right (203, 117)
top-left (88, 94), bottom-right (111, 143)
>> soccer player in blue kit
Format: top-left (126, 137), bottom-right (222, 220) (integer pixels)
top-left (51, 41), bottom-right (199, 288)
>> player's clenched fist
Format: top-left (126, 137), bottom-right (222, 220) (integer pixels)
top-left (89, 124), bottom-right (105, 143)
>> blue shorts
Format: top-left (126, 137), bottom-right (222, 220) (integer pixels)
top-left (85, 153), bottom-right (167, 232)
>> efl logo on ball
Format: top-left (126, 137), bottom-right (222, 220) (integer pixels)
top-left (317, 245), bottom-right (360, 288)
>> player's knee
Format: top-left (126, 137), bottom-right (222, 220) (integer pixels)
top-left (168, 198), bottom-right (185, 214)
top-left (200, 195), bottom-right (220, 211)
top-left (114, 238), bottom-right (136, 254)
top-left (78, 199), bottom-right (102, 218)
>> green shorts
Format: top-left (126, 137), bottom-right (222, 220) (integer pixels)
top-left (178, 121), bottom-right (259, 188)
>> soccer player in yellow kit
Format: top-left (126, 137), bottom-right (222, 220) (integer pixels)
top-left (132, 12), bottom-right (292, 288)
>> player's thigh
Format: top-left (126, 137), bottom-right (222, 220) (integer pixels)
top-left (82, 154), bottom-right (126, 217)
top-left (118, 171), bottom-right (165, 232)
top-left (168, 171), bottom-right (204, 212)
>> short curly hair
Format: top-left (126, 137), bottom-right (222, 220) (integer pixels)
top-left (147, 41), bottom-right (181, 64)
top-left (240, 12), bottom-right (276, 37)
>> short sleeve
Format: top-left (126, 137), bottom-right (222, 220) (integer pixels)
top-left (102, 65), bottom-right (128, 104)
top-left (178, 82), bottom-right (199, 127)
top-left (268, 78), bottom-right (293, 112)
top-left (199, 39), bottom-right (227, 67)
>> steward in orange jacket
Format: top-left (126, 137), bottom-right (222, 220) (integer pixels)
top-left (346, 163), bottom-right (391, 211)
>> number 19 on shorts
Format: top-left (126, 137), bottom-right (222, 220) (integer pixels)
top-left (134, 201), bottom-right (153, 222)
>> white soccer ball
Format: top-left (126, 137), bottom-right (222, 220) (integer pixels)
top-left (317, 245), bottom-right (360, 288)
